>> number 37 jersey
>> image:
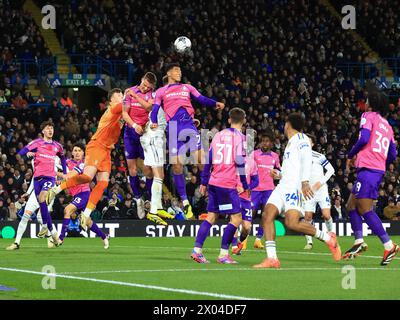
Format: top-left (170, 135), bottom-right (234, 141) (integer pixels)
top-left (208, 128), bottom-right (246, 189)
top-left (356, 112), bottom-right (394, 171)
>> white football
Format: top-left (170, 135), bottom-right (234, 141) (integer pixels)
top-left (174, 36), bottom-right (192, 53)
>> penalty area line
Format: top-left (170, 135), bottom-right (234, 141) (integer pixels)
top-left (0, 266), bottom-right (259, 300)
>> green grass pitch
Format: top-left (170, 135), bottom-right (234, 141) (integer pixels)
top-left (0, 236), bottom-right (399, 300)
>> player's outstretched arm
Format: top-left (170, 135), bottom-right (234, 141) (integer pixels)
top-left (18, 140), bottom-right (39, 159)
top-left (189, 85), bottom-right (224, 110)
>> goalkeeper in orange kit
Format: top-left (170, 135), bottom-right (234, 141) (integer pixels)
top-left (47, 88), bottom-right (132, 230)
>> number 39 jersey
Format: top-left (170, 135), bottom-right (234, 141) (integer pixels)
top-left (355, 112), bottom-right (394, 171)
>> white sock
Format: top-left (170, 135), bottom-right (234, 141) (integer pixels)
top-left (219, 248), bottom-right (229, 256)
top-left (15, 213), bottom-right (30, 245)
top-left (325, 217), bottom-right (333, 232)
top-left (314, 229), bottom-right (331, 242)
top-left (265, 241), bottom-right (277, 259)
top-left (384, 240), bottom-right (394, 251)
top-left (183, 199), bottom-right (190, 207)
top-left (150, 177), bottom-right (163, 214)
top-left (354, 238), bottom-right (364, 245)
top-left (83, 207), bottom-right (93, 218)
top-left (36, 212), bottom-right (44, 226)
top-left (305, 235), bottom-right (313, 245)
top-left (193, 247), bottom-right (202, 254)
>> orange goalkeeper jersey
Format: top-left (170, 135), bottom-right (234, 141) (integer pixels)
top-left (91, 102), bottom-right (123, 148)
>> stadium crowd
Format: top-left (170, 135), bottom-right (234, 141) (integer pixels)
top-left (333, 0), bottom-right (399, 59)
top-left (0, 0), bottom-right (399, 222)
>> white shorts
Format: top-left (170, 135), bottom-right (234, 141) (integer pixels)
top-left (303, 185), bottom-right (331, 213)
top-left (140, 133), bottom-right (165, 167)
top-left (267, 184), bottom-right (304, 217)
top-left (25, 192), bottom-right (55, 214)
top-left (25, 191), bottom-right (39, 213)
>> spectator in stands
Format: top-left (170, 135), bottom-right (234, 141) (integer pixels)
top-left (36, 94), bottom-right (46, 104)
top-left (7, 202), bottom-right (17, 221)
top-left (11, 92), bottom-right (28, 109)
top-left (0, 89), bottom-right (7, 103)
top-left (0, 199), bottom-right (8, 221)
top-left (331, 196), bottom-right (347, 221)
top-left (186, 175), bottom-right (197, 207)
top-left (60, 92), bottom-right (73, 111)
top-left (383, 198), bottom-right (400, 221)
top-left (98, 96), bottom-right (107, 112)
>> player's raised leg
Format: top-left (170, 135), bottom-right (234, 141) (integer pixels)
top-left (79, 171), bottom-right (110, 229)
top-left (46, 166), bottom-right (95, 204)
top-left (283, 209), bottom-right (340, 261)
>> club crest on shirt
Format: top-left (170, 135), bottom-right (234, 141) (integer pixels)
top-left (182, 86), bottom-right (188, 91)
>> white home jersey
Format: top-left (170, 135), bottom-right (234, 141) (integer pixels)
top-left (310, 151), bottom-right (335, 186)
top-left (146, 106), bottom-right (167, 137)
top-left (141, 104), bottom-right (166, 167)
top-left (279, 133), bottom-right (312, 189)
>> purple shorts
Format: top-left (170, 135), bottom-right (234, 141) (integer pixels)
top-left (207, 185), bottom-right (241, 215)
top-left (352, 168), bottom-right (384, 200)
top-left (34, 177), bottom-right (56, 197)
top-left (124, 127), bottom-right (144, 160)
top-left (240, 198), bottom-right (253, 222)
top-left (251, 190), bottom-right (273, 211)
top-left (71, 191), bottom-right (90, 212)
top-left (167, 113), bottom-right (201, 157)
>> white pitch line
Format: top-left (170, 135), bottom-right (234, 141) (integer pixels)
top-left (59, 267), bottom-right (400, 275)
top-left (134, 245), bottom-right (384, 260)
top-left (16, 244), bottom-right (384, 259)
top-left (0, 267), bottom-right (259, 300)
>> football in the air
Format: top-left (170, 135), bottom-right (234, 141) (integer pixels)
top-left (174, 36), bottom-right (192, 53)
